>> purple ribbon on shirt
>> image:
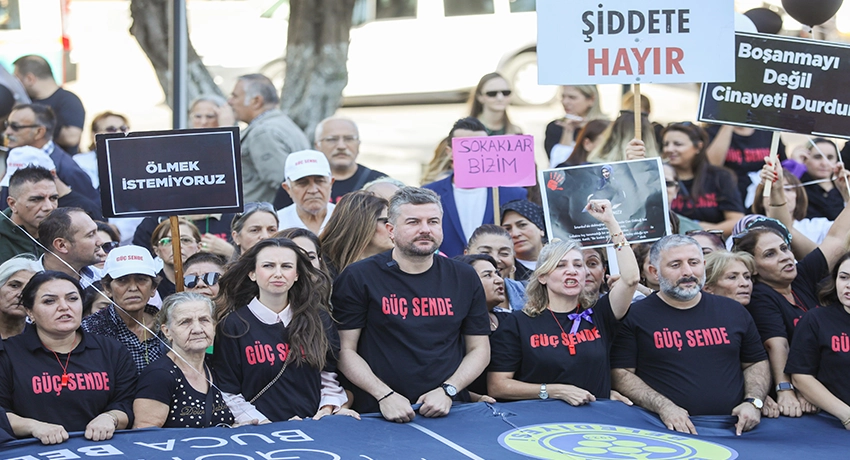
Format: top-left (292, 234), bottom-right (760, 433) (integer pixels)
top-left (568, 308), bottom-right (594, 335)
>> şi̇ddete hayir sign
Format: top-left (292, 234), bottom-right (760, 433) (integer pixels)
top-left (96, 127), bottom-right (243, 218)
top-left (537, 0), bottom-right (735, 84)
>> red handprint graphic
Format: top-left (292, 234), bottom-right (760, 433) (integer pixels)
top-left (547, 171), bottom-right (565, 191)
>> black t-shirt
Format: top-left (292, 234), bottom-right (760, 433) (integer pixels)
top-left (135, 355), bottom-right (234, 428)
top-left (671, 166), bottom-right (744, 224)
top-left (273, 164), bottom-right (387, 209)
top-left (544, 120), bottom-right (568, 157)
top-left (785, 305), bottom-right (850, 405)
top-left (34, 88), bottom-right (85, 154)
top-left (0, 327), bottom-right (138, 431)
top-left (489, 295), bottom-right (619, 398)
top-left (211, 306), bottom-right (339, 421)
top-left (705, 125), bottom-right (786, 207)
top-left (801, 172), bottom-right (844, 220)
top-left (746, 248), bottom-right (828, 343)
top-left (610, 293), bottom-right (767, 416)
top-left (332, 251), bottom-right (490, 413)
top-left (59, 189), bottom-right (104, 222)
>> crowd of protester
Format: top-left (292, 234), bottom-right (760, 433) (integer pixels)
top-left (0, 57), bottom-right (849, 446)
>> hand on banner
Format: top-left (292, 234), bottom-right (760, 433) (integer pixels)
top-left (797, 392), bottom-right (820, 414)
top-left (379, 391), bottom-right (416, 423)
top-left (610, 390), bottom-right (633, 406)
top-left (659, 403), bottom-right (697, 435)
top-left (762, 395), bottom-right (780, 418)
top-left (550, 384), bottom-right (596, 406)
top-left (85, 413), bottom-right (117, 441)
top-left (546, 171), bottom-right (565, 191)
top-left (776, 389), bottom-right (803, 417)
top-left (30, 420), bottom-right (69, 445)
top-left (585, 199), bottom-right (614, 223)
top-left (333, 408), bottom-right (362, 420)
top-left (417, 387), bottom-right (452, 418)
top-left (624, 139), bottom-right (646, 160)
top-left (732, 401), bottom-right (761, 436)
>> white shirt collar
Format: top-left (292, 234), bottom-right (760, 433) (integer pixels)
top-left (41, 141), bottom-right (55, 155)
top-left (247, 297), bottom-right (292, 327)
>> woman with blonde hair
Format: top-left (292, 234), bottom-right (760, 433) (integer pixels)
top-left (468, 72), bottom-right (521, 136)
top-left (488, 199), bottom-right (639, 405)
top-left (319, 191), bottom-right (393, 277)
top-left (421, 137), bottom-right (452, 185)
top-left (704, 251), bottom-right (756, 306)
top-left (545, 85), bottom-right (605, 167)
top-left (587, 111), bottom-right (659, 164)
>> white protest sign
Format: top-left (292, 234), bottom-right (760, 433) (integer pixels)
top-left (537, 0), bottom-right (736, 85)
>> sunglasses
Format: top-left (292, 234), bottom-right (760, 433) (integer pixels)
top-left (101, 241), bottom-right (120, 254)
top-left (3, 121), bottom-right (41, 131)
top-left (484, 90), bottom-right (512, 97)
top-left (102, 125), bottom-right (129, 133)
top-left (232, 202), bottom-right (276, 229)
top-left (158, 236), bottom-right (198, 246)
top-left (184, 272), bottom-right (221, 289)
top-left (665, 180), bottom-right (679, 188)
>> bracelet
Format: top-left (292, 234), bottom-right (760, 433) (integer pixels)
top-left (843, 417), bottom-right (850, 427)
top-left (769, 202), bottom-right (787, 207)
top-left (377, 390), bottom-right (395, 403)
top-left (104, 411), bottom-right (118, 428)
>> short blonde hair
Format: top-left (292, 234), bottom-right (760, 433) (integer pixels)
top-left (524, 239), bottom-right (596, 317)
top-left (705, 251), bottom-right (756, 288)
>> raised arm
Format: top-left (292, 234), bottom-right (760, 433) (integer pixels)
top-left (817, 163), bottom-right (850, 270)
top-left (611, 368), bottom-right (697, 434)
top-left (760, 158), bottom-right (817, 260)
top-left (338, 328), bottom-right (415, 423)
top-left (705, 125), bottom-right (734, 167)
top-left (585, 199), bottom-right (639, 319)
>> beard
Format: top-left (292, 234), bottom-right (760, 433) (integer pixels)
top-left (396, 235), bottom-right (439, 257)
top-left (659, 274), bottom-right (705, 302)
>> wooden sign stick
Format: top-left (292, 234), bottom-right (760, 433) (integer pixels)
top-left (634, 83), bottom-right (642, 141)
top-left (170, 215), bottom-right (185, 292)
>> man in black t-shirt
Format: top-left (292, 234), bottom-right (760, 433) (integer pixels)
top-left (611, 234), bottom-right (770, 436)
top-left (14, 55), bottom-right (85, 154)
top-left (273, 117), bottom-right (387, 209)
top-left (334, 186), bottom-right (490, 422)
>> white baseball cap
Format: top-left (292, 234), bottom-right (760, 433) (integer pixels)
top-left (0, 146), bottom-right (56, 187)
top-left (103, 245), bottom-right (163, 279)
top-left (285, 149), bottom-right (331, 182)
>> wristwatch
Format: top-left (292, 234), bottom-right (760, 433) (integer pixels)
top-left (776, 382), bottom-right (795, 392)
top-left (441, 383), bottom-right (458, 398)
top-left (744, 397), bottom-right (764, 410)
top-left (539, 384), bottom-right (549, 400)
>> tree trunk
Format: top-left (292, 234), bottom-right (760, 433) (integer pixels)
top-left (128, 0), bottom-right (223, 109)
top-left (280, 0), bottom-right (355, 139)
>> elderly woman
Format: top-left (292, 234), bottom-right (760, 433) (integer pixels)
top-left (319, 191), bottom-right (393, 278)
top-left (151, 219), bottom-right (202, 299)
top-left (787, 252), bottom-right (850, 430)
top-left (82, 246), bottom-right (163, 372)
top-left (133, 292), bottom-right (234, 428)
top-left (0, 271), bottom-right (136, 444)
top-left (704, 251), bottom-right (756, 307)
top-left (489, 200), bottom-right (639, 405)
top-left (0, 255), bottom-right (40, 339)
top-left (231, 202), bottom-right (279, 259)
top-left (211, 238), bottom-right (355, 423)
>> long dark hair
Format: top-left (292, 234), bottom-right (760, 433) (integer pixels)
top-left (21, 271), bottom-right (83, 311)
top-left (563, 119), bottom-right (610, 166)
top-left (661, 123), bottom-right (729, 201)
top-left (215, 238), bottom-right (332, 368)
top-left (818, 252), bottom-right (850, 306)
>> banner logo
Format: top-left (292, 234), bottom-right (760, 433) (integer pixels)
top-left (498, 423), bottom-right (737, 459)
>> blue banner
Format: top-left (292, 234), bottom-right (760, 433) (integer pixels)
top-left (1, 400), bottom-right (847, 459)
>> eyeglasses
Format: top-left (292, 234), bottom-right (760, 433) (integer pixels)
top-left (184, 272), bottom-right (221, 289)
top-left (665, 180), bottom-right (679, 188)
top-left (484, 90), bottom-right (512, 97)
top-left (3, 121), bottom-right (41, 131)
top-left (319, 135), bottom-right (360, 145)
top-left (102, 125), bottom-right (129, 133)
top-left (158, 236), bottom-right (198, 246)
top-left (101, 241), bottom-right (120, 254)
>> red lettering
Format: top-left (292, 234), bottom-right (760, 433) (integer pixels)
top-left (32, 376), bottom-right (42, 394)
top-left (694, 330), bottom-right (705, 347)
top-left (631, 48), bottom-right (652, 74)
top-left (686, 330), bottom-right (696, 348)
top-left (666, 47), bottom-right (684, 74)
top-left (445, 298), bottom-right (454, 316)
top-left (84, 373), bottom-right (94, 389)
top-left (588, 48), bottom-right (609, 76)
top-left (530, 334), bottom-right (541, 348)
top-left (612, 49), bottom-right (633, 75)
top-left (76, 373), bottom-right (86, 390)
top-left (654, 331), bottom-right (664, 349)
top-left (720, 327), bottom-right (730, 344)
top-left (710, 328), bottom-right (724, 345)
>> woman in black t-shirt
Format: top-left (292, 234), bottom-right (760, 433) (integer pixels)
top-left (488, 199), bottom-right (639, 404)
top-left (0, 271), bottom-right (136, 445)
top-left (786, 253), bottom-right (850, 429)
top-left (211, 238), bottom-right (356, 424)
top-left (133, 292), bottom-right (234, 428)
top-left (665, 123), bottom-right (744, 238)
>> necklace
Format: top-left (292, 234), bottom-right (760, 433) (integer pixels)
top-left (549, 307), bottom-right (577, 356)
top-left (45, 334), bottom-right (78, 387)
